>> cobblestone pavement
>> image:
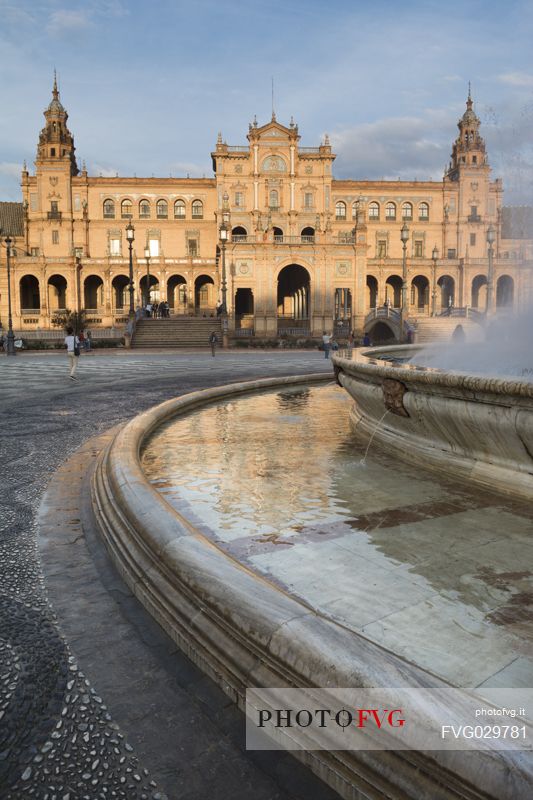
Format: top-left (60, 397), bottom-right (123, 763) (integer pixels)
top-left (0, 350), bottom-right (336, 800)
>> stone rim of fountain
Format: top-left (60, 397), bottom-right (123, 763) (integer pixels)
top-left (91, 372), bottom-right (532, 800)
top-left (335, 345), bottom-right (533, 399)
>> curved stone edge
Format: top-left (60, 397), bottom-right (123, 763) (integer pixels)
top-left (334, 346), bottom-right (533, 400)
top-left (333, 347), bottom-right (533, 502)
top-left (90, 373), bottom-right (531, 800)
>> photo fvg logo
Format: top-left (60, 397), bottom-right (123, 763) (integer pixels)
top-left (258, 707), bottom-right (406, 730)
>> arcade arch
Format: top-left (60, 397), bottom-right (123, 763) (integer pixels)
top-left (20, 275), bottom-right (40, 310)
top-left (277, 264), bottom-right (310, 320)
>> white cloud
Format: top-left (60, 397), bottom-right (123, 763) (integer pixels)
top-left (47, 9), bottom-right (93, 36)
top-left (90, 163), bottom-right (119, 177)
top-left (168, 161), bottom-right (212, 178)
top-left (498, 72), bottom-right (533, 88)
top-left (331, 113), bottom-right (454, 181)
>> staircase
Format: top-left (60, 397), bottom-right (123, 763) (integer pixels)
top-left (131, 317), bottom-right (222, 348)
top-left (413, 317), bottom-right (484, 344)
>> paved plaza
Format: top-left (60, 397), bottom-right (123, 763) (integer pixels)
top-left (0, 349), bottom-right (336, 800)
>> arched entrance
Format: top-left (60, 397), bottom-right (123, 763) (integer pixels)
top-left (411, 275), bottom-right (429, 310)
top-left (385, 275), bottom-right (402, 308)
top-left (366, 276), bottom-right (378, 309)
top-left (438, 275), bottom-right (455, 310)
top-left (235, 288), bottom-right (254, 330)
top-left (47, 274), bottom-right (67, 311)
top-left (368, 321), bottom-right (396, 344)
top-left (84, 275), bottom-right (104, 310)
top-left (167, 274), bottom-right (188, 312)
top-left (112, 275), bottom-right (129, 310)
top-left (277, 264), bottom-right (310, 331)
top-left (496, 275), bottom-right (514, 308)
top-left (20, 275), bottom-right (40, 310)
top-left (471, 275), bottom-right (487, 309)
top-left (139, 274), bottom-right (160, 306)
top-left (195, 275), bottom-right (215, 313)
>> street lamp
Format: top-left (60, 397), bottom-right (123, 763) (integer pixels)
top-left (3, 236), bottom-right (16, 356)
top-left (400, 223), bottom-right (410, 341)
top-left (486, 224), bottom-right (496, 314)
top-left (431, 245), bottom-right (439, 317)
top-left (144, 245), bottom-right (151, 307)
top-left (219, 221), bottom-right (228, 316)
top-left (126, 222), bottom-right (135, 316)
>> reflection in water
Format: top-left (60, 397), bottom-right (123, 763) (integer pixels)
top-left (143, 385), bottom-right (354, 541)
top-left (142, 384), bottom-right (533, 687)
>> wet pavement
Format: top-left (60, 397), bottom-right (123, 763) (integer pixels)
top-left (144, 384), bottom-right (533, 690)
top-left (0, 350), bottom-right (336, 800)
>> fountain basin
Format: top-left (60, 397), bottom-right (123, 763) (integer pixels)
top-left (91, 373), bottom-right (533, 800)
top-left (332, 345), bottom-right (533, 502)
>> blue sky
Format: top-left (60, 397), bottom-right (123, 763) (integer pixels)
top-left (1, 0), bottom-right (533, 202)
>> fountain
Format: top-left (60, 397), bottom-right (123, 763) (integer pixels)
top-left (332, 341), bottom-right (533, 502)
top-left (91, 368), bottom-right (533, 800)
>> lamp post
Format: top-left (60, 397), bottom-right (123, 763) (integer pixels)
top-left (144, 246), bottom-right (151, 307)
top-left (218, 192), bottom-right (230, 347)
top-left (431, 245), bottom-right (439, 317)
top-left (400, 223), bottom-right (410, 341)
top-left (126, 222), bottom-right (135, 317)
top-left (486, 224), bottom-right (496, 315)
top-left (4, 237), bottom-right (16, 356)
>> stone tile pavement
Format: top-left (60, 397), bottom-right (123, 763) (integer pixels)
top-left (0, 350), bottom-right (337, 800)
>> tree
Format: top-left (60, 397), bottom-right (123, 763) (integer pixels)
top-left (50, 309), bottom-right (87, 333)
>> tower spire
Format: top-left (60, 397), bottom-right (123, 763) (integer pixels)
top-left (467, 81), bottom-right (472, 109)
top-left (53, 69), bottom-right (59, 101)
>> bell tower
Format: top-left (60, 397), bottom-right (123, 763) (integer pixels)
top-left (446, 85), bottom-right (487, 179)
top-left (36, 72), bottom-right (78, 175)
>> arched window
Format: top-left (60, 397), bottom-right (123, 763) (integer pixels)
top-left (157, 199), bottom-right (168, 219)
top-left (335, 201), bottom-right (346, 220)
top-left (269, 189), bottom-right (279, 209)
top-left (174, 199), bottom-right (186, 219)
top-left (352, 202), bottom-right (358, 220)
top-left (368, 202), bottom-right (380, 220)
top-left (192, 200), bottom-right (203, 218)
top-left (419, 202), bottom-right (429, 220)
top-left (121, 199), bottom-right (132, 219)
top-left (401, 202), bottom-right (413, 220)
top-left (103, 199), bottom-right (115, 219)
top-left (385, 202), bottom-right (396, 220)
top-left (139, 200), bottom-right (150, 219)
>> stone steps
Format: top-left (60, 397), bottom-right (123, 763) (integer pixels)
top-left (132, 318), bottom-right (222, 348)
top-left (413, 317), bottom-right (484, 343)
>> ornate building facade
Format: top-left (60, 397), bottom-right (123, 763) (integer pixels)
top-left (0, 80), bottom-right (532, 341)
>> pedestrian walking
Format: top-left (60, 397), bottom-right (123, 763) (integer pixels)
top-left (322, 331), bottom-right (332, 359)
top-left (64, 325), bottom-right (80, 381)
top-left (208, 331), bottom-right (218, 357)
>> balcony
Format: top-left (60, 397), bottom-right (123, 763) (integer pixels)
top-left (273, 235), bottom-right (315, 244)
top-left (468, 214), bottom-right (482, 223)
top-left (47, 211), bottom-right (62, 220)
top-left (232, 235), bottom-right (256, 244)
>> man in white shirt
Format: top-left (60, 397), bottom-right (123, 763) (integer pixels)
top-left (64, 326), bottom-right (80, 380)
top-left (322, 331), bottom-right (332, 359)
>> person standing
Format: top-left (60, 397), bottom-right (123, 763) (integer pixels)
top-left (208, 331), bottom-right (218, 357)
top-left (322, 331), bottom-right (332, 359)
top-left (362, 332), bottom-right (371, 347)
top-left (64, 325), bottom-right (80, 381)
